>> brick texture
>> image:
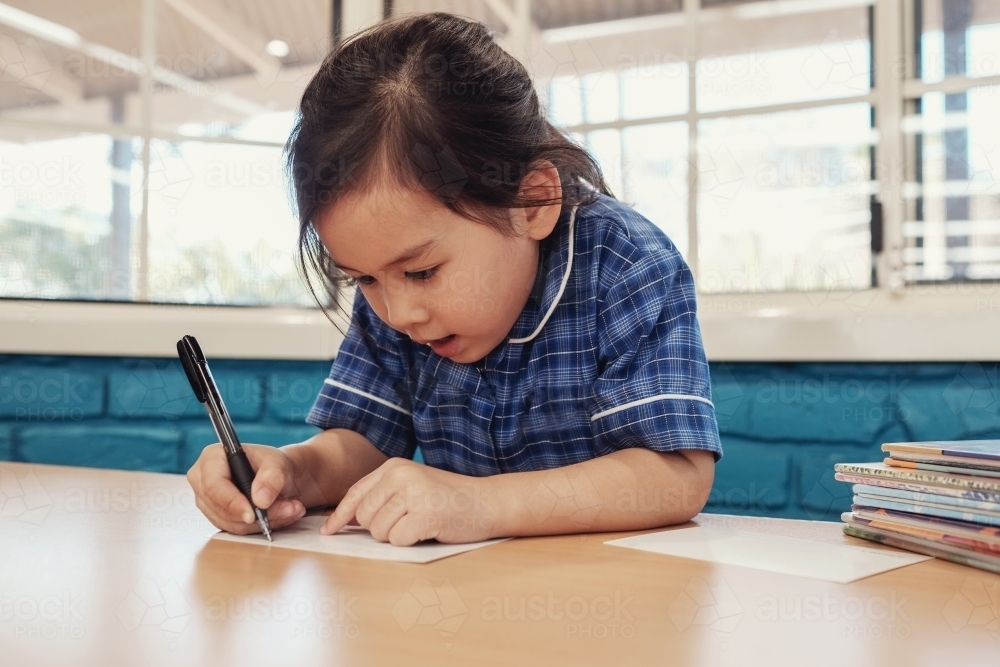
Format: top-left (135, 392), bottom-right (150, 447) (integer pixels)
top-left (2, 356), bottom-right (999, 521)
top-left (0, 367), bottom-right (104, 419)
top-left (0, 426), bottom-right (11, 460)
top-left (18, 425), bottom-right (181, 472)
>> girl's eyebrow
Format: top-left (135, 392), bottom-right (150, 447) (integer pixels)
top-left (335, 240), bottom-right (437, 273)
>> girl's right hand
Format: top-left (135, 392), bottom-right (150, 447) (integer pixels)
top-left (187, 443), bottom-right (307, 535)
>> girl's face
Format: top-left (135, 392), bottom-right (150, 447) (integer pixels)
top-left (316, 184), bottom-right (556, 363)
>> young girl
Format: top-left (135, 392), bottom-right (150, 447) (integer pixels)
top-left (188, 12), bottom-right (721, 546)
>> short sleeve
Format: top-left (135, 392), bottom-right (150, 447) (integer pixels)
top-left (306, 290), bottom-right (416, 459)
top-left (590, 247), bottom-right (722, 461)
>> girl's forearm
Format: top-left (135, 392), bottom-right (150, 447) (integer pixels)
top-left (484, 448), bottom-right (715, 538)
top-left (281, 429), bottom-right (389, 509)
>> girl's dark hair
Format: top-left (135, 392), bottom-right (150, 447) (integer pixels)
top-left (285, 11), bottom-right (610, 317)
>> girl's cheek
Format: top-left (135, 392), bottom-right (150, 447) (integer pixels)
top-left (360, 290), bottom-right (387, 319)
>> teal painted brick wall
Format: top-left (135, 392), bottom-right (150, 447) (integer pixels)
top-left (0, 366), bottom-right (104, 419)
top-left (0, 425), bottom-right (11, 460)
top-left (109, 360), bottom-right (264, 420)
top-left (19, 425), bottom-right (181, 472)
top-left (266, 369), bottom-right (331, 422)
top-left (705, 361), bottom-right (1000, 521)
top-left (3, 355), bottom-right (999, 521)
top-left (0, 354), bottom-right (327, 477)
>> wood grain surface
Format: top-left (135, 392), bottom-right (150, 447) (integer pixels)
top-left (1, 462), bottom-right (998, 666)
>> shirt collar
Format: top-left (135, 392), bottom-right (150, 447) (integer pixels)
top-left (507, 204), bottom-right (577, 345)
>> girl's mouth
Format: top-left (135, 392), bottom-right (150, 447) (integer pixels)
top-left (428, 334), bottom-right (459, 357)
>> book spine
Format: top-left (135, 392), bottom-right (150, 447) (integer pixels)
top-left (851, 507), bottom-right (1000, 543)
top-left (882, 444), bottom-right (943, 455)
top-left (852, 484), bottom-right (1000, 512)
top-left (834, 472), bottom-right (1000, 502)
top-left (853, 496), bottom-right (1000, 527)
top-left (843, 525), bottom-right (1000, 575)
top-left (846, 513), bottom-right (1000, 554)
top-left (889, 453), bottom-right (1000, 473)
top-left (886, 458), bottom-right (1000, 480)
top-left (941, 447), bottom-right (1000, 462)
top-left (835, 463), bottom-right (1000, 493)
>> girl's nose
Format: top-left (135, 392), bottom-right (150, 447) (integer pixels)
top-left (382, 284), bottom-right (430, 330)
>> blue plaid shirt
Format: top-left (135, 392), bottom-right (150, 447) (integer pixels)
top-left (306, 194), bottom-right (722, 475)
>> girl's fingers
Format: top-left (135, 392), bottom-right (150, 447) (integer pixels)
top-left (386, 513), bottom-right (434, 547)
top-left (190, 445), bottom-right (256, 523)
top-left (202, 479), bottom-right (255, 524)
top-left (319, 467), bottom-right (386, 535)
top-left (364, 493), bottom-right (409, 542)
top-left (195, 497), bottom-right (258, 535)
top-left (320, 482), bottom-right (373, 534)
top-left (196, 496), bottom-right (305, 535)
top-left (250, 462), bottom-right (289, 510)
top-left (320, 511), bottom-right (348, 536)
top-left (265, 499), bottom-right (307, 530)
top-left (353, 480), bottom-right (400, 528)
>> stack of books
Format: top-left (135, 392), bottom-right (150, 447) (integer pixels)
top-left (836, 440), bottom-right (1000, 574)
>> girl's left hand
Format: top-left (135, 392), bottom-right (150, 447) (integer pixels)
top-left (319, 458), bottom-right (497, 545)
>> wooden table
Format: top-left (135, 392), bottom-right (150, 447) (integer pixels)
top-left (2, 462), bottom-right (998, 666)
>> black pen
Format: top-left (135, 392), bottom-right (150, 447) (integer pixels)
top-left (177, 334), bottom-right (272, 541)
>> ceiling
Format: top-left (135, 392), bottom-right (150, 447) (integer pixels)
top-left (3, 0), bottom-right (991, 134)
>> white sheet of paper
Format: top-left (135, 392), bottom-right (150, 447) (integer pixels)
top-left (605, 526), bottom-right (930, 583)
top-left (211, 515), bottom-right (508, 563)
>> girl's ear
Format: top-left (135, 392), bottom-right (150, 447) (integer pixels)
top-left (519, 163), bottom-right (563, 240)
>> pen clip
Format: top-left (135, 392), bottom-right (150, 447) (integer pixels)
top-left (177, 335), bottom-right (208, 403)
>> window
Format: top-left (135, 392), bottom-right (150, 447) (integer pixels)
top-left (903, 0), bottom-right (1000, 282)
top-left (0, 0), bottom-right (326, 305)
top-left (541, 0), bottom-right (1000, 295)
top-left (542, 0), bottom-right (877, 294)
top-left (4, 0), bottom-right (999, 305)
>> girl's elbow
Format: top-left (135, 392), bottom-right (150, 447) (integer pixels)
top-left (676, 450), bottom-right (716, 522)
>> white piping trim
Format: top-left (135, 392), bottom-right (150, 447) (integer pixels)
top-left (509, 205), bottom-right (579, 344)
top-left (590, 393), bottom-right (715, 422)
top-left (323, 378), bottom-right (412, 416)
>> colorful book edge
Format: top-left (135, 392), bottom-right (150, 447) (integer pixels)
top-left (843, 524), bottom-right (1000, 575)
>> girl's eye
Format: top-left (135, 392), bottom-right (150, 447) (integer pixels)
top-left (405, 267), bottom-right (439, 282)
top-left (347, 275), bottom-right (376, 287)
